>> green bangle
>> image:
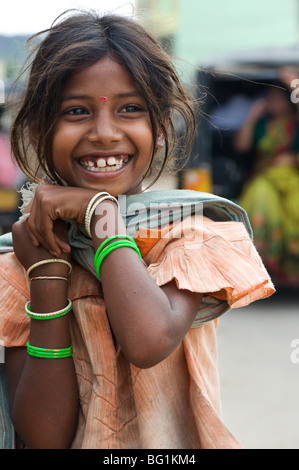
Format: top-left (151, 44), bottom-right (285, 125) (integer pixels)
top-left (26, 342), bottom-right (73, 359)
top-left (95, 240), bottom-right (142, 280)
top-left (95, 240), bottom-right (141, 279)
top-left (94, 235), bottom-right (136, 262)
top-left (25, 299), bottom-right (73, 320)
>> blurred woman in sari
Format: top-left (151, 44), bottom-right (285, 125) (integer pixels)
top-left (234, 68), bottom-right (299, 286)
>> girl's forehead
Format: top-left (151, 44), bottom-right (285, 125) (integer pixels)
top-left (63, 57), bottom-right (139, 95)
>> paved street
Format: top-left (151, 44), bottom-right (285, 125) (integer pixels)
top-left (217, 286), bottom-right (299, 449)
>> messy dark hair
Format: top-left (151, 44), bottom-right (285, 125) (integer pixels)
top-left (10, 9), bottom-right (196, 188)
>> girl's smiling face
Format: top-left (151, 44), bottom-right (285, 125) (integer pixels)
top-left (52, 56), bottom-right (154, 196)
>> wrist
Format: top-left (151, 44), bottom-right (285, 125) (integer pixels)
top-left (27, 259), bottom-right (70, 309)
top-left (94, 234), bottom-right (142, 280)
top-left (28, 305), bottom-right (72, 350)
top-left (91, 200), bottom-right (126, 247)
top-left (85, 192), bottom-right (119, 237)
top-left (30, 281), bottom-right (68, 310)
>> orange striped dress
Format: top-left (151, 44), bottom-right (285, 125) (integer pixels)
top-left (0, 216), bottom-right (274, 448)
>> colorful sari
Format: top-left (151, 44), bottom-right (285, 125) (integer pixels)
top-left (239, 116), bottom-right (299, 286)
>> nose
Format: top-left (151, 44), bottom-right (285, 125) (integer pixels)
top-left (87, 111), bottom-right (122, 145)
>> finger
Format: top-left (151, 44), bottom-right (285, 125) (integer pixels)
top-left (22, 189), bottom-right (61, 256)
top-left (24, 219), bottom-right (40, 247)
top-left (40, 223), bottom-right (62, 257)
top-left (52, 219), bottom-right (71, 254)
top-left (30, 232), bottom-right (40, 247)
top-left (27, 214), bottom-right (61, 257)
top-left (54, 234), bottom-right (71, 254)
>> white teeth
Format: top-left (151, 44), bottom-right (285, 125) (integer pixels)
top-left (80, 156), bottom-right (130, 172)
top-left (96, 158), bottom-right (106, 168)
top-left (107, 156), bottom-right (116, 166)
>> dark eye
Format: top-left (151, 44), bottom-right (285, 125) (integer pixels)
top-left (120, 105), bottom-right (142, 113)
top-left (65, 107), bottom-right (87, 115)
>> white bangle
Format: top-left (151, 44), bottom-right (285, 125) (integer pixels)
top-left (85, 193), bottom-right (119, 237)
top-left (84, 192), bottom-right (110, 237)
top-left (27, 259), bottom-right (72, 279)
top-left (84, 192), bottom-right (110, 230)
top-left (30, 276), bottom-right (68, 282)
top-left (25, 298), bottom-right (73, 319)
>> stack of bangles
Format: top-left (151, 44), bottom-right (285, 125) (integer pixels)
top-left (94, 235), bottom-right (142, 280)
top-left (85, 192), bottom-right (143, 280)
top-left (84, 191), bottom-right (119, 238)
top-left (26, 343), bottom-right (73, 359)
top-left (25, 258), bottom-right (73, 359)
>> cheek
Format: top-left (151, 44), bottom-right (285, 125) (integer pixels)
top-left (52, 126), bottom-right (63, 156)
top-left (52, 124), bottom-right (71, 150)
top-left (51, 151), bottom-right (72, 186)
top-left (52, 127), bottom-right (75, 167)
top-left (133, 146), bottom-right (154, 176)
top-left (132, 123), bottom-right (154, 160)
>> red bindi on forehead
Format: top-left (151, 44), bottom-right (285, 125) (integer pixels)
top-left (99, 96), bottom-right (108, 101)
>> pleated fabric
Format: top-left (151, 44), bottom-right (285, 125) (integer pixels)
top-left (0, 216), bottom-right (274, 448)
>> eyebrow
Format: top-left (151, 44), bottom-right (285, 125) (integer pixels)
top-left (61, 91), bottom-right (143, 102)
top-left (61, 94), bottom-right (90, 102)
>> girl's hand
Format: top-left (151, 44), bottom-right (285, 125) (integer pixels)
top-left (24, 184), bottom-right (99, 256)
top-left (12, 218), bottom-right (71, 272)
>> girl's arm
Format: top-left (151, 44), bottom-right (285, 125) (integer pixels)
top-left (91, 200), bottom-right (203, 368)
top-left (5, 220), bottom-right (79, 449)
top-left (24, 185), bottom-right (203, 369)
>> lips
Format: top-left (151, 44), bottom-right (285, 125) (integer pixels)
top-left (78, 154), bottom-right (131, 172)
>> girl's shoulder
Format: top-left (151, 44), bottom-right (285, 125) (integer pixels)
top-left (125, 188), bottom-right (253, 239)
top-left (137, 215), bottom-right (275, 323)
top-left (135, 214), bottom-right (251, 260)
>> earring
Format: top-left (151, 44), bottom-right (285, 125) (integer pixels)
top-left (156, 135), bottom-right (165, 148)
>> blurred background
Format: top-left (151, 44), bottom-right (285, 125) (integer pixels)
top-left (1, 0), bottom-right (299, 449)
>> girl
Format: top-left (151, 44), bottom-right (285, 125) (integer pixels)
top-left (0, 10), bottom-right (274, 449)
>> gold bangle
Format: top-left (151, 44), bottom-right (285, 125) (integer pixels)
top-left (30, 276), bottom-right (68, 282)
top-left (84, 192), bottom-right (110, 236)
top-left (26, 259), bottom-right (72, 278)
top-left (85, 194), bottom-right (119, 237)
